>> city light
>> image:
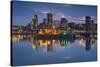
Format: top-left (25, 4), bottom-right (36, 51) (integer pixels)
top-left (60, 40), bottom-right (71, 46)
top-left (12, 13), bottom-right (97, 44)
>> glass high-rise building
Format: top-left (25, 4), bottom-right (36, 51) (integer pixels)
top-left (47, 13), bottom-right (53, 26)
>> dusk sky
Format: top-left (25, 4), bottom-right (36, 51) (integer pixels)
top-left (12, 1), bottom-right (97, 25)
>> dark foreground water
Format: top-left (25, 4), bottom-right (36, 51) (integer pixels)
top-left (12, 37), bottom-right (97, 66)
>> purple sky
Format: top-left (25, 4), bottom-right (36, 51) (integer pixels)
top-left (12, 1), bottom-right (97, 25)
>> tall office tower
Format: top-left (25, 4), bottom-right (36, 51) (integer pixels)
top-left (85, 16), bottom-right (91, 31)
top-left (47, 13), bottom-right (53, 26)
top-left (31, 15), bottom-right (38, 29)
top-left (91, 20), bottom-right (94, 29)
top-left (32, 15), bottom-right (38, 25)
top-left (60, 18), bottom-right (68, 28)
top-left (43, 18), bottom-right (47, 26)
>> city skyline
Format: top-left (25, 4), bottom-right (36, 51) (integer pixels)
top-left (12, 1), bottom-right (97, 25)
top-left (11, 1), bottom-right (97, 66)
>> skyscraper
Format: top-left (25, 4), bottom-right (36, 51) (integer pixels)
top-left (85, 16), bottom-right (91, 31)
top-left (31, 15), bottom-right (38, 29)
top-left (60, 18), bottom-right (68, 28)
top-left (47, 13), bottom-right (53, 26)
top-left (32, 15), bottom-right (38, 25)
top-left (43, 18), bottom-right (47, 27)
top-left (91, 20), bottom-right (94, 30)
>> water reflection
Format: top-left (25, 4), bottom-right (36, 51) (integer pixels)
top-left (12, 34), bottom-right (97, 66)
top-left (12, 34), bottom-right (96, 51)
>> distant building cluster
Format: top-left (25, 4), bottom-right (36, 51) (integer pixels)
top-left (12, 13), bottom-right (97, 35)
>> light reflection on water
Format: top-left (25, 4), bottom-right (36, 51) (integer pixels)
top-left (12, 36), bottom-right (97, 66)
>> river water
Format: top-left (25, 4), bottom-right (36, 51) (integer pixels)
top-left (12, 36), bottom-right (97, 66)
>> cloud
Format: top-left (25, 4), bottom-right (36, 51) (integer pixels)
top-left (68, 16), bottom-right (97, 23)
top-left (41, 10), bottom-right (51, 14)
top-left (53, 13), bottom-right (86, 23)
top-left (77, 16), bottom-right (85, 20)
top-left (55, 13), bottom-right (65, 18)
top-left (33, 8), bottom-right (51, 15)
top-left (62, 4), bottom-right (72, 7)
top-left (32, 8), bottom-right (97, 23)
